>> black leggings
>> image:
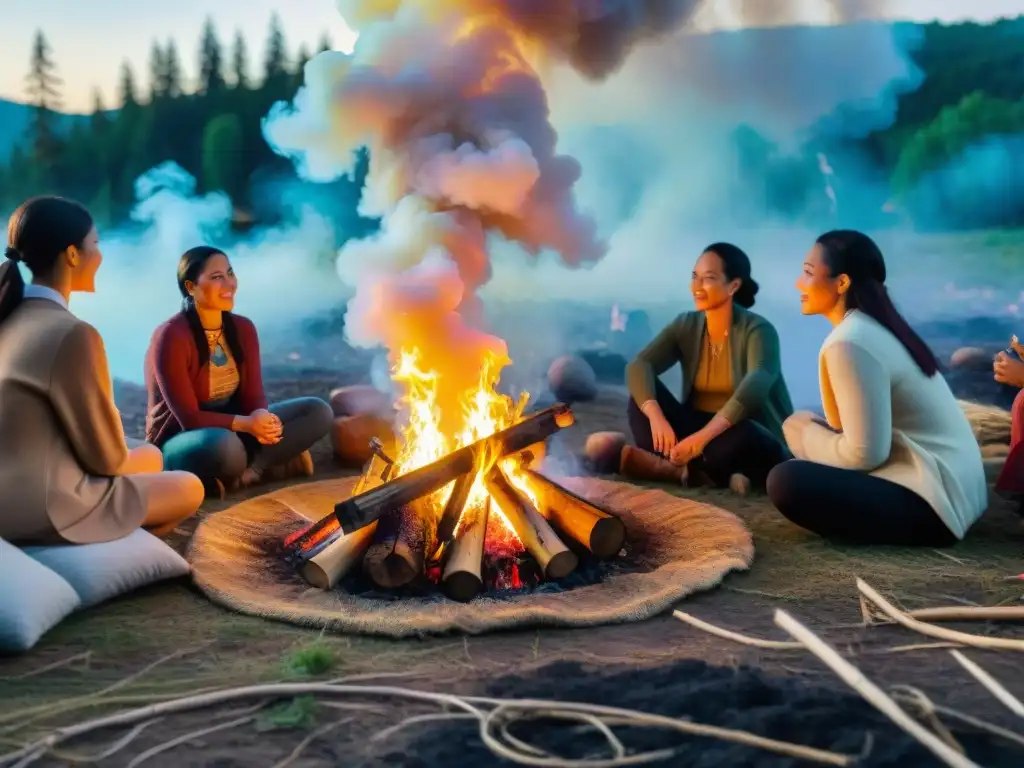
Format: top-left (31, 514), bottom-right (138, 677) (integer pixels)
top-left (767, 459), bottom-right (957, 547)
top-left (626, 380), bottom-right (788, 490)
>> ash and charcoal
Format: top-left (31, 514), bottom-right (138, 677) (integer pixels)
top-left (382, 659), bottom-right (1021, 767)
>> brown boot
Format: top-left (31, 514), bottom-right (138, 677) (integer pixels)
top-left (619, 445), bottom-right (689, 485)
top-left (263, 450), bottom-right (315, 483)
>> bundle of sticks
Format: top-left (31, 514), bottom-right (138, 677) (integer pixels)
top-left (281, 403), bottom-right (627, 602)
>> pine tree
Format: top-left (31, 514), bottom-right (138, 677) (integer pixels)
top-left (90, 88), bottom-right (109, 134)
top-left (163, 40), bottom-right (183, 97)
top-left (231, 29), bottom-right (249, 89)
top-left (262, 13), bottom-right (288, 86)
top-left (199, 17), bottom-right (225, 94)
top-left (317, 32), bottom-right (332, 53)
top-left (295, 43), bottom-right (311, 76)
top-left (117, 61), bottom-right (139, 108)
top-left (24, 30), bottom-right (62, 172)
top-left (148, 41), bottom-right (167, 100)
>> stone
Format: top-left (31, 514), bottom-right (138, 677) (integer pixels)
top-left (547, 355), bottom-right (598, 403)
top-left (577, 349), bottom-right (628, 384)
top-left (329, 385), bottom-right (393, 419)
top-left (330, 414), bottom-right (397, 468)
top-left (583, 431), bottom-right (627, 474)
top-left (949, 346), bottom-right (993, 371)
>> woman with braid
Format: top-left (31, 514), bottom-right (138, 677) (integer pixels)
top-left (145, 246), bottom-right (333, 498)
top-left (623, 243), bottom-right (793, 492)
top-left (768, 230), bottom-right (987, 545)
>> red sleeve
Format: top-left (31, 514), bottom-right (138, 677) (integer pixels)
top-left (237, 317), bottom-right (269, 413)
top-left (152, 322), bottom-right (236, 431)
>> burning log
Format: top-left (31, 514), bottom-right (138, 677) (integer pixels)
top-left (362, 500), bottom-right (430, 589)
top-left (431, 471), bottom-right (477, 561)
top-left (286, 403), bottom-right (575, 549)
top-left (524, 468), bottom-right (626, 559)
top-left (301, 523), bottom-right (378, 589)
top-left (441, 498), bottom-right (490, 602)
top-left (296, 444), bottom-right (397, 588)
top-left (484, 466), bottom-right (578, 580)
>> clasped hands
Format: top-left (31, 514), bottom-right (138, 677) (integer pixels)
top-left (650, 415), bottom-right (708, 465)
top-left (244, 409), bottom-right (283, 445)
top-left (993, 336), bottom-right (1024, 388)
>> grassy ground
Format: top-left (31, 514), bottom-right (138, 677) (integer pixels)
top-left (1, 385), bottom-right (1023, 766)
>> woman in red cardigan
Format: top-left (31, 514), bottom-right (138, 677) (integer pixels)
top-left (145, 246), bottom-right (333, 498)
top-left (994, 336), bottom-right (1024, 512)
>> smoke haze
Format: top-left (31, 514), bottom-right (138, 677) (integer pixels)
top-left (24, 1), bottom-right (1016, 413)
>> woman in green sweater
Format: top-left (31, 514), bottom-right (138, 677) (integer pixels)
top-left (624, 243), bottom-right (793, 491)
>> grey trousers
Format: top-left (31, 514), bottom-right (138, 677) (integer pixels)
top-left (160, 397), bottom-right (333, 482)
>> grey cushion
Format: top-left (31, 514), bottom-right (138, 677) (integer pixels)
top-left (0, 539), bottom-right (82, 652)
top-left (24, 529), bottom-right (190, 608)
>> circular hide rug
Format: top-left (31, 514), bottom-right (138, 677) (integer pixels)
top-left (187, 476), bottom-right (754, 637)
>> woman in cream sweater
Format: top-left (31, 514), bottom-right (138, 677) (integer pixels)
top-left (767, 230), bottom-right (987, 546)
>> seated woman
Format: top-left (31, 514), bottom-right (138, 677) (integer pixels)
top-left (145, 246), bottom-right (333, 498)
top-left (624, 243), bottom-right (793, 491)
top-left (0, 197), bottom-right (203, 545)
top-left (992, 337), bottom-right (1024, 509)
top-left (767, 230), bottom-right (988, 546)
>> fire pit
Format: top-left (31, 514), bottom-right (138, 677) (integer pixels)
top-left (280, 402), bottom-right (628, 602)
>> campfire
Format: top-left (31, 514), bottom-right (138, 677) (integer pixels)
top-left (281, 351), bottom-right (626, 602)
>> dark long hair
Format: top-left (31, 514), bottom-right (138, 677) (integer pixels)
top-left (0, 197), bottom-right (94, 326)
top-left (704, 242), bottom-right (759, 308)
top-left (816, 229), bottom-right (939, 377)
top-left (176, 246), bottom-right (244, 368)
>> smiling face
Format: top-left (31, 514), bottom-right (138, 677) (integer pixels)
top-left (691, 250), bottom-right (739, 312)
top-left (68, 225), bottom-right (102, 293)
top-left (186, 252), bottom-right (237, 312)
top-left (796, 243), bottom-right (848, 317)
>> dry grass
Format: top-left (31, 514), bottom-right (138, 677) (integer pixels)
top-left (0, 389), bottom-right (1022, 765)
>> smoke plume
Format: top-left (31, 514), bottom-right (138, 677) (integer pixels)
top-left (263, 0), bottom-right (931, 410)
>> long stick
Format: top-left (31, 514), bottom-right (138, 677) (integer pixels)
top-left (774, 610), bottom-right (980, 768)
top-left (857, 579), bottom-right (1024, 651)
top-left (0, 681), bottom-right (853, 768)
top-left (950, 650), bottom-right (1024, 718)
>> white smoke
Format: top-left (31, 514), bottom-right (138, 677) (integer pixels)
top-left (71, 162), bottom-right (342, 382)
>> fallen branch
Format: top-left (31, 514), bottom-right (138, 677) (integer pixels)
top-left (271, 716), bottom-right (355, 768)
top-left (856, 579), bottom-right (1024, 651)
top-left (774, 609), bottom-right (981, 768)
top-left (950, 651), bottom-right (1024, 718)
top-left (890, 686), bottom-right (1024, 751)
top-left (672, 610), bottom-right (803, 650)
top-left (0, 681), bottom-right (855, 768)
top-left (0, 652), bottom-right (91, 681)
top-left (909, 606), bottom-right (1024, 623)
top-left (125, 714), bottom-right (254, 768)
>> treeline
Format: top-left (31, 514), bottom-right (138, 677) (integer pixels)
top-left (0, 15), bottom-right (365, 226)
top-left (3, 16), bottom-right (1024, 230)
top-left (727, 18), bottom-right (1024, 228)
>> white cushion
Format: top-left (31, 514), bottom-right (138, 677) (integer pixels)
top-left (23, 529), bottom-right (190, 609)
top-left (0, 539), bottom-right (82, 652)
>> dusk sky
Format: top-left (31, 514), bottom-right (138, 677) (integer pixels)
top-left (3, 0), bottom-right (1023, 113)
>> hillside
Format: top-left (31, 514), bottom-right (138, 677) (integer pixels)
top-left (0, 99), bottom-right (89, 161)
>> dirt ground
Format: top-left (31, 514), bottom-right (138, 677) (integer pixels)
top-left (2, 381), bottom-right (1023, 767)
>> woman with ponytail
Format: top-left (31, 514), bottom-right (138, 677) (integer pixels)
top-left (622, 243), bottom-right (793, 492)
top-left (768, 230), bottom-right (987, 545)
top-left (0, 197), bottom-right (203, 545)
top-left (144, 246), bottom-right (333, 499)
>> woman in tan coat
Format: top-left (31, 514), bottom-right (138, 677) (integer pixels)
top-left (0, 196), bottom-right (204, 545)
